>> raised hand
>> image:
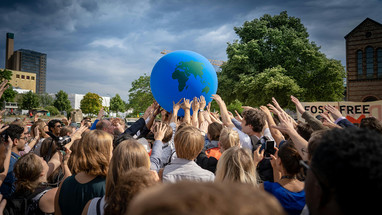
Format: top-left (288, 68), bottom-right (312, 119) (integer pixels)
top-left (234, 110), bottom-right (243, 122)
top-left (192, 97), bottom-right (200, 113)
top-left (325, 104), bottom-right (343, 120)
top-left (181, 98), bottom-right (192, 110)
top-left (199, 95), bottom-right (206, 111)
top-left (271, 112), bottom-right (295, 134)
top-left (154, 122), bottom-right (167, 141)
top-left (290, 95), bottom-right (305, 115)
top-left (271, 97), bottom-right (283, 113)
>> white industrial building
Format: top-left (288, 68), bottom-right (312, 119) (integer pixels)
top-left (68, 94), bottom-right (110, 110)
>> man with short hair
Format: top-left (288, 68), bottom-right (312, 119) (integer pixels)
top-left (0, 124), bottom-right (27, 198)
top-left (48, 119), bottom-right (62, 136)
top-left (96, 119), bottom-right (114, 135)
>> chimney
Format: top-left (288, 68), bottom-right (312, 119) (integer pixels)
top-left (5, 32), bottom-right (14, 69)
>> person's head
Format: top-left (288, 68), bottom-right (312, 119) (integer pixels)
top-left (296, 121), bottom-right (313, 141)
top-left (96, 119), bottom-right (114, 135)
top-left (207, 122), bottom-right (223, 141)
top-left (106, 139), bottom-right (150, 198)
top-left (219, 127), bottom-right (240, 153)
top-left (14, 153), bottom-right (48, 193)
top-left (48, 119), bottom-right (62, 136)
top-left (153, 123), bottom-right (173, 143)
top-left (127, 181), bottom-right (285, 215)
top-left (74, 130), bottom-right (113, 177)
top-left (276, 141), bottom-right (303, 177)
top-left (215, 147), bottom-right (258, 186)
top-left (174, 126), bottom-right (204, 160)
top-left (59, 126), bottom-right (73, 137)
top-left (31, 120), bottom-right (48, 138)
top-left (307, 130), bottom-right (328, 161)
top-left (305, 128), bottom-right (382, 215)
top-left (111, 118), bottom-right (126, 135)
top-left (105, 167), bottom-right (159, 215)
top-left (40, 137), bottom-right (56, 161)
top-left (241, 109), bottom-right (265, 135)
top-left (360, 116), bottom-right (382, 134)
top-left (4, 124), bottom-right (27, 152)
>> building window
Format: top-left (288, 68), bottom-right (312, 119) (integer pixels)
top-left (26, 76), bottom-right (30, 80)
top-left (31, 76), bottom-right (35, 80)
top-left (366, 46), bottom-right (374, 79)
top-left (16, 74), bottom-right (20, 78)
top-left (357, 50), bottom-right (363, 78)
top-left (21, 75), bottom-right (25, 79)
top-left (378, 48), bottom-right (382, 78)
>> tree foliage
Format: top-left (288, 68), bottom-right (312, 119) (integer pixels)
top-left (218, 11), bottom-right (345, 108)
top-left (20, 91), bottom-right (40, 110)
top-left (0, 69), bottom-right (17, 103)
top-left (127, 74), bottom-right (154, 116)
top-left (53, 90), bottom-right (72, 112)
top-left (39, 93), bottom-right (54, 107)
top-left (80, 92), bottom-right (103, 117)
top-left (110, 94), bottom-right (125, 113)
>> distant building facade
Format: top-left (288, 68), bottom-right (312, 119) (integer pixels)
top-left (7, 69), bottom-right (36, 93)
top-left (345, 18), bottom-right (382, 102)
top-left (5, 33), bottom-right (47, 94)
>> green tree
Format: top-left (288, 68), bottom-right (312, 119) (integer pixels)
top-left (0, 69), bottom-right (17, 103)
top-left (218, 11), bottom-right (345, 107)
top-left (110, 94), bottom-right (125, 114)
top-left (53, 90), bottom-right (72, 113)
top-left (20, 91), bottom-right (40, 110)
top-left (39, 93), bottom-right (54, 107)
top-left (80, 92), bottom-right (103, 117)
top-left (127, 74), bottom-right (154, 116)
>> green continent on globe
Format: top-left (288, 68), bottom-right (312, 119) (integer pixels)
top-left (172, 60), bottom-right (208, 92)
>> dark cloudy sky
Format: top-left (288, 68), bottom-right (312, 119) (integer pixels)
top-left (0, 0), bottom-right (381, 101)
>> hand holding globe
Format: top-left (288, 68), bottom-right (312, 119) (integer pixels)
top-left (150, 50), bottom-right (218, 116)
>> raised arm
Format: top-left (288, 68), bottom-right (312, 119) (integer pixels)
top-left (191, 97), bottom-right (200, 128)
top-left (259, 106), bottom-right (284, 146)
top-left (170, 99), bottom-right (182, 125)
top-left (181, 98), bottom-right (192, 125)
top-left (211, 94), bottom-right (234, 128)
top-left (272, 112), bottom-right (309, 161)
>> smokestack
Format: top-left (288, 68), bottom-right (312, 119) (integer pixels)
top-left (5, 32), bottom-right (14, 69)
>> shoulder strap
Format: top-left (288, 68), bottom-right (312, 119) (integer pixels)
top-left (96, 197), bottom-right (102, 215)
top-left (158, 168), bottom-right (164, 182)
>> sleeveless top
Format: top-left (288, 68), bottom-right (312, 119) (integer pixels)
top-left (87, 196), bottom-right (106, 215)
top-left (58, 175), bottom-right (106, 215)
top-left (263, 181), bottom-right (305, 215)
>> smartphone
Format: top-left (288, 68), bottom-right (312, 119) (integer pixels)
top-left (264, 140), bottom-right (276, 159)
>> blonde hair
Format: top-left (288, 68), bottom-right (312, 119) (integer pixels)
top-left (174, 126), bottom-right (204, 160)
top-left (31, 120), bottom-right (47, 138)
top-left (74, 130), bottom-right (113, 177)
top-left (215, 147), bottom-right (258, 186)
top-left (219, 128), bottom-right (240, 151)
top-left (105, 139), bottom-right (150, 198)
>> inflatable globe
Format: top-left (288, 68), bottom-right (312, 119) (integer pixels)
top-left (150, 50), bottom-right (218, 116)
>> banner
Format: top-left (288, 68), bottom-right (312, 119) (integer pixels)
top-left (297, 100), bottom-right (382, 124)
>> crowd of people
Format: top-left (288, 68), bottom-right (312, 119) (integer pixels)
top-left (0, 78), bottom-right (381, 215)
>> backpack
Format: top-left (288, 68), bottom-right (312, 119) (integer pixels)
top-left (4, 186), bottom-right (51, 215)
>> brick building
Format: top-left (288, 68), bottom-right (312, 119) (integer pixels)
top-left (345, 18), bottom-right (382, 102)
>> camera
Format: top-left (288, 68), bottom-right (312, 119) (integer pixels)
top-left (56, 136), bottom-right (71, 151)
top-left (46, 131), bottom-right (71, 151)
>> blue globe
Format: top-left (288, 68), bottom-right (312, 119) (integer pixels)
top-left (151, 50), bottom-right (218, 116)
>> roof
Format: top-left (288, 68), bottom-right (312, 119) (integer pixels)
top-left (344, 17), bottom-right (382, 39)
